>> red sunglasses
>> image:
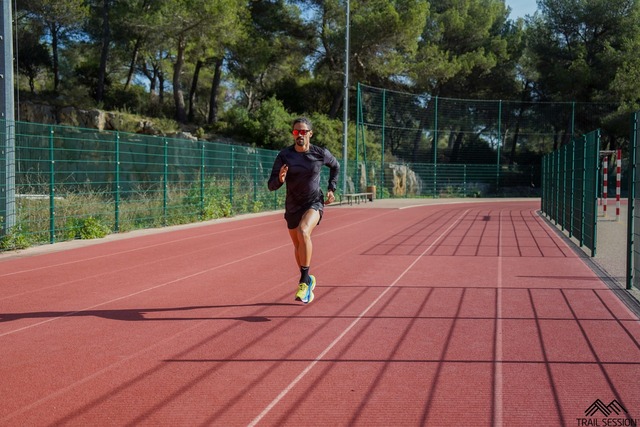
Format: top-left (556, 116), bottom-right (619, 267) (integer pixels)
top-left (292, 129), bottom-right (311, 136)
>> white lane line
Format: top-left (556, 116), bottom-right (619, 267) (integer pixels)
top-left (0, 219), bottom-right (283, 277)
top-left (0, 227), bottom-right (284, 302)
top-left (0, 210), bottom-right (395, 337)
top-left (247, 209), bottom-right (470, 427)
top-left (494, 210), bottom-right (504, 427)
top-left (0, 244), bottom-right (290, 338)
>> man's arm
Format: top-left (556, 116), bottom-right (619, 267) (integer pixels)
top-left (324, 148), bottom-right (340, 192)
top-left (268, 153), bottom-right (286, 191)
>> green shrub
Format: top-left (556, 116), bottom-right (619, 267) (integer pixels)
top-left (0, 224), bottom-right (32, 250)
top-left (64, 216), bottom-right (111, 240)
top-left (183, 178), bottom-right (233, 220)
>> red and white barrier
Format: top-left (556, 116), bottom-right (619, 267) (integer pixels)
top-left (603, 157), bottom-right (608, 216)
top-left (600, 149), bottom-right (622, 221)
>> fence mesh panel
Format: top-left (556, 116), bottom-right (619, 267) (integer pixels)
top-left (0, 88), bottom-right (624, 252)
top-left (541, 130), bottom-right (600, 256)
top-left (355, 84), bottom-right (616, 198)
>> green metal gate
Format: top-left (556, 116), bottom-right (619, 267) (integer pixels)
top-left (541, 130), bottom-right (600, 256)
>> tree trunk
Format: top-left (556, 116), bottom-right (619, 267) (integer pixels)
top-left (509, 127), bottom-right (519, 166)
top-left (96, 0), bottom-right (111, 102)
top-left (510, 81), bottom-right (532, 165)
top-left (188, 60), bottom-right (203, 122)
top-left (158, 70), bottom-right (165, 105)
top-left (140, 60), bottom-right (157, 101)
top-left (50, 24), bottom-right (60, 92)
top-left (125, 38), bottom-right (141, 89)
top-left (173, 37), bottom-right (188, 123)
top-left (208, 57), bottom-right (224, 124)
top-left (450, 131), bottom-right (464, 163)
top-left (412, 109), bottom-right (430, 164)
top-left (328, 88), bottom-right (343, 119)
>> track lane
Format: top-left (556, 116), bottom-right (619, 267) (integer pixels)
top-left (0, 201), bottom-right (638, 426)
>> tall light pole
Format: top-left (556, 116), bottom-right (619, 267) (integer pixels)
top-left (341, 0), bottom-right (350, 195)
top-left (0, 0), bottom-right (15, 234)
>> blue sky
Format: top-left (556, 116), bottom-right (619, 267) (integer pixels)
top-left (505, 0), bottom-right (538, 19)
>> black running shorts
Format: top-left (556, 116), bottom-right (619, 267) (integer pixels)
top-left (285, 202), bottom-right (324, 229)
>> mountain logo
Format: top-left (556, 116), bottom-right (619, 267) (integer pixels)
top-left (585, 399), bottom-right (628, 417)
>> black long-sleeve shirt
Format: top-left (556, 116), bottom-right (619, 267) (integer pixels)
top-left (268, 144), bottom-right (340, 213)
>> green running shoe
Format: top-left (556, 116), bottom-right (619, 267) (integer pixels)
top-left (294, 275), bottom-right (316, 303)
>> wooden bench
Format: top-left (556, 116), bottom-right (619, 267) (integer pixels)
top-left (340, 192), bottom-right (373, 205)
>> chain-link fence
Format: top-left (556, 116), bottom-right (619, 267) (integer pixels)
top-left (541, 130), bottom-right (601, 256)
top-left (0, 121), bottom-right (295, 249)
top-left (539, 111), bottom-right (638, 294)
top-left (0, 85), bottom-right (624, 252)
top-left (354, 84), bottom-right (616, 198)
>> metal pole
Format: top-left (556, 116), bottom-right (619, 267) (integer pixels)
top-left (627, 113), bottom-right (637, 290)
top-left (49, 126), bottom-right (55, 243)
top-left (114, 131), bottom-right (120, 232)
top-left (433, 96), bottom-right (438, 197)
top-left (571, 101), bottom-right (576, 140)
top-left (0, 0), bottom-right (15, 234)
top-left (381, 88), bottom-right (385, 199)
top-left (201, 141), bottom-right (206, 219)
top-left (341, 0), bottom-right (350, 195)
top-left (163, 138), bottom-right (168, 226)
top-left (496, 100), bottom-right (502, 193)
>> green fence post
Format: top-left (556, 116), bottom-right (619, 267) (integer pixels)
top-left (544, 155), bottom-right (548, 214)
top-left (569, 141), bottom-right (575, 238)
top-left (49, 125), bottom-right (55, 244)
top-left (571, 102), bottom-right (576, 140)
top-left (590, 130), bottom-right (600, 257)
top-left (434, 96), bottom-right (438, 197)
top-left (114, 131), bottom-right (120, 232)
top-left (381, 89), bottom-right (386, 199)
top-left (352, 83), bottom-right (360, 196)
top-left (201, 141), bottom-right (205, 220)
top-left (163, 137), bottom-right (168, 226)
top-left (254, 149), bottom-right (258, 204)
top-left (580, 136), bottom-right (587, 248)
top-left (628, 113), bottom-right (637, 290)
top-left (545, 153), bottom-right (553, 218)
top-left (230, 146), bottom-right (235, 208)
top-left (463, 164), bottom-right (467, 197)
top-left (558, 145), bottom-right (567, 231)
top-left (548, 155), bottom-right (552, 214)
top-left (497, 100), bottom-right (502, 192)
top-left (355, 116), bottom-right (360, 193)
top-left (553, 151), bottom-right (560, 225)
top-left (548, 154), bottom-right (552, 215)
top-left (548, 154), bottom-right (552, 213)
top-left (355, 84), bottom-right (361, 193)
top-left (540, 156), bottom-right (544, 212)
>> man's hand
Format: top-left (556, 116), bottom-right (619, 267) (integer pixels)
top-left (325, 190), bottom-right (336, 204)
top-left (279, 164), bottom-right (288, 183)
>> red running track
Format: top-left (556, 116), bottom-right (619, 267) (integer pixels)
top-left (0, 200), bottom-right (639, 426)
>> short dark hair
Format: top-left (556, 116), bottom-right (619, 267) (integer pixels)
top-left (292, 117), bottom-right (312, 130)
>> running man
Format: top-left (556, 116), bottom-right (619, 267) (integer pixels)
top-left (268, 117), bottom-right (340, 303)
